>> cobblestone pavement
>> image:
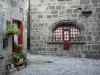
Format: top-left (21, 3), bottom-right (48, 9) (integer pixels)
top-left (12, 54), bottom-right (100, 75)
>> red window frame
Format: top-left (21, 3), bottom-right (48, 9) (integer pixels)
top-left (52, 24), bottom-right (80, 41)
top-left (12, 19), bottom-right (23, 52)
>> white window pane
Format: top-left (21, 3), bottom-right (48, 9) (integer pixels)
top-left (67, 38), bottom-right (69, 40)
top-left (67, 31), bottom-right (69, 34)
top-left (73, 29), bottom-right (75, 31)
top-left (71, 29), bottom-right (73, 31)
top-left (73, 32), bottom-right (76, 34)
top-left (71, 35), bottom-right (72, 37)
top-left (73, 35), bottom-right (76, 37)
top-left (64, 34), bottom-right (67, 37)
top-left (64, 37), bottom-right (67, 40)
top-left (67, 34), bottom-right (69, 37)
top-left (64, 27), bottom-right (66, 29)
top-left (58, 30), bottom-right (61, 32)
top-left (58, 33), bottom-right (60, 35)
top-left (64, 32), bottom-right (66, 34)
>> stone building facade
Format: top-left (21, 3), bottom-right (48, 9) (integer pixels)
top-left (30, 0), bottom-right (100, 59)
top-left (0, 0), bottom-right (28, 75)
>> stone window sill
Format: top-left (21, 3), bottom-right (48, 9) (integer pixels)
top-left (47, 41), bottom-right (86, 44)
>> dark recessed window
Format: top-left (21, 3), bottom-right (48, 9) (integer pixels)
top-left (52, 25), bottom-right (81, 41)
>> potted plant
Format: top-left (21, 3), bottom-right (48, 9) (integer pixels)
top-left (13, 54), bottom-right (22, 65)
top-left (70, 37), bottom-right (74, 41)
top-left (6, 24), bottom-right (20, 36)
top-left (58, 37), bottom-right (61, 41)
top-left (17, 44), bottom-right (24, 50)
top-left (52, 36), bottom-right (56, 41)
top-left (77, 37), bottom-right (81, 41)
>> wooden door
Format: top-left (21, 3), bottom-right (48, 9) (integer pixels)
top-left (62, 25), bottom-right (70, 50)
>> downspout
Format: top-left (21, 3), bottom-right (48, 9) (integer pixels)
top-left (27, 0), bottom-right (30, 50)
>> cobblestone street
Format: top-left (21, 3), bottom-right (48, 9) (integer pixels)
top-left (12, 54), bottom-right (100, 75)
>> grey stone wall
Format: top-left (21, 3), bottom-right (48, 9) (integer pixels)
top-left (0, 0), bottom-right (28, 74)
top-left (30, 0), bottom-right (100, 59)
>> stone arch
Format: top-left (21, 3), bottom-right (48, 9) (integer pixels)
top-left (49, 20), bottom-right (85, 32)
top-left (48, 19), bottom-right (85, 36)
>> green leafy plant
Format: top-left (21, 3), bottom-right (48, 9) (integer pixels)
top-left (14, 42), bottom-right (19, 49)
top-left (52, 36), bottom-right (56, 39)
top-left (6, 24), bottom-right (20, 36)
top-left (70, 37), bottom-right (74, 41)
top-left (13, 54), bottom-right (22, 62)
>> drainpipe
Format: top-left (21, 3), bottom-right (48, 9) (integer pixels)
top-left (27, 0), bottom-right (30, 50)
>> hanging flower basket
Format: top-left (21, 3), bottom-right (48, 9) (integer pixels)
top-left (6, 24), bottom-right (20, 36)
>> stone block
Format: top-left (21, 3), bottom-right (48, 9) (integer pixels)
top-left (80, 0), bottom-right (90, 4)
top-left (65, 14), bottom-right (70, 17)
top-left (35, 36), bottom-right (40, 40)
top-left (79, 45), bottom-right (85, 50)
top-left (71, 5), bottom-right (77, 9)
top-left (98, 51), bottom-right (100, 54)
top-left (73, 9), bottom-right (78, 13)
top-left (92, 54), bottom-right (100, 59)
top-left (37, 4), bottom-right (42, 7)
top-left (51, 11), bottom-right (58, 14)
top-left (61, 6), bottom-right (66, 10)
top-left (88, 51), bottom-right (98, 54)
top-left (91, 0), bottom-right (98, 3)
top-left (54, 48), bottom-right (57, 51)
top-left (95, 36), bottom-right (100, 41)
top-left (85, 54), bottom-right (93, 58)
top-left (56, 6), bottom-right (61, 10)
top-left (98, 13), bottom-right (100, 18)
top-left (93, 32), bottom-right (97, 36)
top-left (32, 8), bottom-right (38, 11)
top-left (94, 19), bottom-right (98, 22)
top-left (96, 27), bottom-right (100, 31)
top-left (47, 15), bottom-right (52, 18)
top-left (35, 44), bottom-right (39, 47)
top-left (53, 15), bottom-right (58, 18)
top-left (38, 15), bottom-right (43, 18)
top-left (39, 23), bottom-right (44, 27)
top-left (71, 14), bottom-right (77, 17)
top-left (93, 4), bottom-right (99, 7)
top-left (92, 45), bottom-right (100, 50)
top-left (40, 0), bottom-right (44, 3)
top-left (96, 8), bottom-right (100, 13)
top-left (49, 6), bottom-right (55, 10)
top-left (66, 9), bottom-right (72, 13)
top-left (75, 45), bottom-right (79, 50)
top-left (87, 36), bottom-right (91, 41)
top-left (30, 37), bottom-right (35, 40)
top-left (85, 45), bottom-right (88, 50)
top-left (88, 45), bottom-right (91, 50)
top-left (98, 32), bottom-right (100, 36)
top-left (59, 11), bottom-right (65, 15)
